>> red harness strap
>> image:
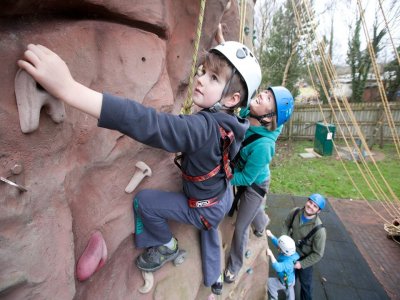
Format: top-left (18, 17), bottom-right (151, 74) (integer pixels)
top-left (174, 126), bottom-right (234, 208)
top-left (200, 214), bottom-right (212, 230)
top-left (219, 126), bottom-right (234, 180)
top-left (174, 126), bottom-right (234, 182)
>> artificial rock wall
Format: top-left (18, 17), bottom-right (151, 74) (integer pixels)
top-left (0, 1), bottom-right (268, 299)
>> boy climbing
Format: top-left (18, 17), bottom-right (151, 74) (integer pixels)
top-left (266, 230), bottom-right (299, 300)
top-left (17, 37), bottom-right (261, 295)
top-left (223, 87), bottom-right (294, 283)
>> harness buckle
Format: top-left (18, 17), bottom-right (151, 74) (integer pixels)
top-left (188, 197), bottom-right (219, 208)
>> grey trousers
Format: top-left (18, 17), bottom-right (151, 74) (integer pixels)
top-left (267, 277), bottom-right (295, 300)
top-left (226, 179), bottom-right (270, 275)
top-left (133, 186), bottom-right (233, 287)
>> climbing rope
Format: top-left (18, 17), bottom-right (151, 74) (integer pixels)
top-left (239, 0), bottom-right (247, 44)
top-left (357, 0), bottom-right (400, 158)
top-left (181, 0), bottom-right (207, 115)
top-left (290, 0), bottom-right (400, 227)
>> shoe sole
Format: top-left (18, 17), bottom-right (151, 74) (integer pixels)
top-left (223, 270), bottom-right (236, 284)
top-left (136, 250), bottom-right (181, 272)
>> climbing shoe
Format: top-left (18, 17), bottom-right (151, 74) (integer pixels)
top-left (211, 281), bottom-right (223, 295)
top-left (253, 217), bottom-right (270, 238)
top-left (135, 243), bottom-right (179, 272)
top-left (253, 228), bottom-right (264, 237)
top-left (223, 268), bottom-right (236, 283)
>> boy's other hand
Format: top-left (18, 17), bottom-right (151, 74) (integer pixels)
top-left (266, 248), bottom-right (273, 256)
top-left (266, 229), bottom-right (273, 237)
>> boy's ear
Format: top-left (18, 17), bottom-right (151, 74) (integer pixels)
top-left (224, 92), bottom-right (241, 108)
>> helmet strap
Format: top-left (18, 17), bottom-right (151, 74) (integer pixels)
top-left (210, 67), bottom-right (237, 113)
top-left (249, 112), bottom-right (276, 126)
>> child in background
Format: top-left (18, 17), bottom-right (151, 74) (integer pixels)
top-left (17, 37), bottom-right (261, 295)
top-left (266, 230), bottom-right (299, 300)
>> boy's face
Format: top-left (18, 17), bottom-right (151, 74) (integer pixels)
top-left (249, 90), bottom-right (276, 121)
top-left (192, 64), bottom-right (229, 109)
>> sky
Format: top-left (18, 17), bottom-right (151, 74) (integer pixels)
top-left (315, 0), bottom-right (400, 65)
top-left (255, 0), bottom-right (400, 66)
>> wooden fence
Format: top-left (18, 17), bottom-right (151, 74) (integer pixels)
top-left (281, 102), bottom-right (400, 145)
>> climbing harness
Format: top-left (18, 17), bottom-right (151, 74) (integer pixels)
top-left (289, 208), bottom-right (324, 252)
top-left (228, 133), bottom-right (266, 217)
top-left (174, 126), bottom-right (234, 208)
top-left (282, 272), bottom-right (289, 289)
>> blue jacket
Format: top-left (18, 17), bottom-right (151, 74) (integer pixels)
top-left (270, 236), bottom-right (300, 285)
top-left (98, 93), bottom-right (249, 200)
top-left (231, 107), bottom-right (282, 186)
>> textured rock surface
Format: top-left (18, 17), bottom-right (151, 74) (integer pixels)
top-left (0, 1), bottom-right (266, 299)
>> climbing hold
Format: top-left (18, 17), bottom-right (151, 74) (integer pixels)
top-left (246, 268), bottom-right (253, 274)
top-left (125, 161), bottom-right (152, 193)
top-left (228, 290), bottom-right (235, 299)
top-left (207, 293), bottom-right (216, 300)
top-left (245, 250), bottom-right (251, 258)
top-left (14, 69), bottom-right (65, 133)
top-left (138, 271), bottom-right (154, 294)
top-left (11, 163), bottom-right (23, 175)
top-left (76, 231), bottom-right (107, 281)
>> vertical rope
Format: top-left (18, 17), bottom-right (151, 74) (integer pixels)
top-left (181, 0), bottom-right (207, 115)
top-left (291, 0), bottom-right (400, 222)
top-left (239, 0), bottom-right (247, 44)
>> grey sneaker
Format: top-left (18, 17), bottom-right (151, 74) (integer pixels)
top-left (224, 268), bottom-right (236, 283)
top-left (253, 217), bottom-right (271, 238)
top-left (136, 243), bottom-right (179, 272)
top-left (211, 281), bottom-right (223, 295)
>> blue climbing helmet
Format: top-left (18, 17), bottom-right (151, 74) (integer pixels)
top-left (308, 193), bottom-right (326, 210)
top-left (268, 86), bottom-right (294, 127)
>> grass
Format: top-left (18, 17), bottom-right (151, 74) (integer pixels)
top-left (269, 140), bottom-right (400, 201)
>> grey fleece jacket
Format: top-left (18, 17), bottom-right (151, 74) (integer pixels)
top-left (98, 93), bottom-right (249, 200)
top-left (282, 207), bottom-right (326, 269)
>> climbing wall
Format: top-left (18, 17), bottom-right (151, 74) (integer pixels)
top-left (0, 1), bottom-right (267, 299)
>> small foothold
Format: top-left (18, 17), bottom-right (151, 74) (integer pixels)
top-left (138, 271), bottom-right (154, 294)
top-left (245, 250), bottom-right (251, 258)
top-left (11, 164), bottom-right (23, 175)
top-left (125, 161), bottom-right (152, 193)
top-left (246, 268), bottom-right (253, 274)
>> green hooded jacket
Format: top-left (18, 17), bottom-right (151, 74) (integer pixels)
top-left (230, 107), bottom-right (282, 187)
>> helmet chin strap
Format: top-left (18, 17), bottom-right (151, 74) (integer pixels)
top-left (249, 111), bottom-right (276, 126)
top-left (210, 67), bottom-right (237, 113)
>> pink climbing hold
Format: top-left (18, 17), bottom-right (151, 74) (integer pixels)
top-left (76, 231), bottom-right (108, 281)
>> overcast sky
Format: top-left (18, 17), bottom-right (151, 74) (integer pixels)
top-left (315, 0), bottom-right (400, 65)
top-left (254, 0), bottom-right (400, 66)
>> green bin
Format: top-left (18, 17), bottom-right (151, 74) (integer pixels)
top-left (314, 122), bottom-right (336, 156)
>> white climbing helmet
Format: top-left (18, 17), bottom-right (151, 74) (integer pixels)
top-left (278, 235), bottom-right (297, 256)
top-left (211, 41), bottom-right (262, 106)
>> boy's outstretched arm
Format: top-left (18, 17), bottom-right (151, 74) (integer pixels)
top-left (266, 248), bottom-right (277, 264)
top-left (17, 44), bottom-right (102, 119)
